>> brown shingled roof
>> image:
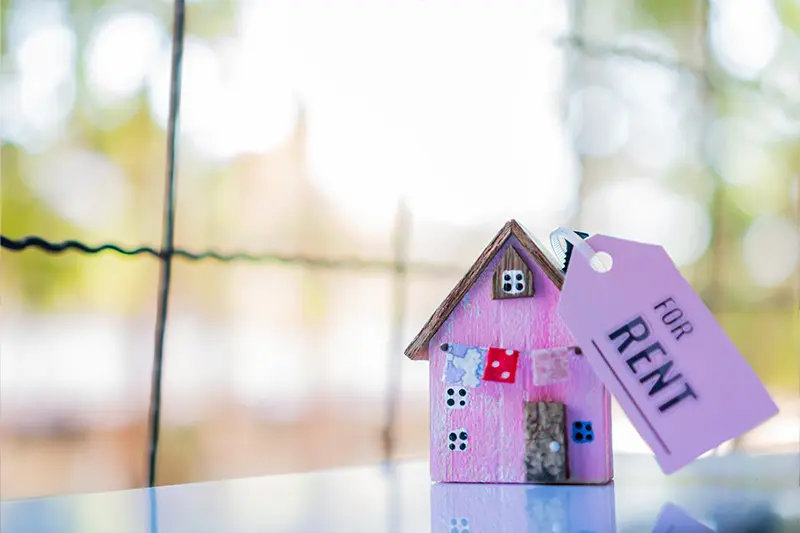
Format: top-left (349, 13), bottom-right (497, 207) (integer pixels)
top-left (404, 219), bottom-right (565, 361)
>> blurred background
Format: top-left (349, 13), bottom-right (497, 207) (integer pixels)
top-left (1, 0), bottom-right (798, 500)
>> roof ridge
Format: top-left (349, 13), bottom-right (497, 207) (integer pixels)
top-left (403, 220), bottom-right (564, 361)
top-left (507, 220), bottom-right (565, 288)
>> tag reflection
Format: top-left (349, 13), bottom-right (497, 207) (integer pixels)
top-left (652, 503), bottom-right (714, 533)
top-left (430, 483), bottom-right (616, 533)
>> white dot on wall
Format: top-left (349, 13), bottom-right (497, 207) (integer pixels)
top-left (501, 371), bottom-right (510, 379)
top-left (491, 361), bottom-right (500, 368)
top-left (549, 441), bottom-right (561, 452)
top-left (742, 214), bottom-right (799, 287)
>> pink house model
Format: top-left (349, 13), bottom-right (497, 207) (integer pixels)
top-left (405, 220), bottom-right (613, 484)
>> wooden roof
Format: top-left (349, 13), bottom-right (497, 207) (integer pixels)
top-left (404, 219), bottom-right (565, 361)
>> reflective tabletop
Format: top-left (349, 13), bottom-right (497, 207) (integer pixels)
top-left (2, 454), bottom-right (798, 533)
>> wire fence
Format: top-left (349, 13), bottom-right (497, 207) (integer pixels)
top-left (0, 235), bottom-right (463, 274)
top-left (2, 0), bottom-right (798, 487)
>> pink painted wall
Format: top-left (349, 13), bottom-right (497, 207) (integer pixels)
top-left (429, 237), bottom-right (612, 484)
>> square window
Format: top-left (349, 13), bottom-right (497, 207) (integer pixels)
top-left (491, 247), bottom-right (534, 300)
top-left (449, 517), bottom-right (470, 533)
top-left (501, 269), bottom-right (525, 295)
top-left (445, 386), bottom-right (468, 409)
top-left (572, 421), bottom-right (594, 443)
top-left (447, 428), bottom-right (469, 451)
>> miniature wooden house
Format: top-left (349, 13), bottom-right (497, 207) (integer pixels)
top-left (405, 220), bottom-right (612, 484)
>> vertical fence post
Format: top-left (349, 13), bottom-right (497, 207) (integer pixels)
top-left (697, 0), bottom-right (738, 454)
top-left (698, 0), bottom-right (725, 316)
top-left (566, 0), bottom-right (588, 229)
top-left (382, 199), bottom-right (411, 462)
top-left (147, 0), bottom-right (186, 488)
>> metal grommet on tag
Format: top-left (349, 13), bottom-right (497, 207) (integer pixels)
top-left (550, 227), bottom-right (612, 273)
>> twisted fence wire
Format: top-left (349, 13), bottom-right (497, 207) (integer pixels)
top-left (0, 235), bottom-right (463, 275)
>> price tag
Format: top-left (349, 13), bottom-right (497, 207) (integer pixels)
top-left (555, 231), bottom-right (778, 474)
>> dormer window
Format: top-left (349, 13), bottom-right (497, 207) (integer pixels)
top-left (492, 247), bottom-right (534, 300)
top-left (502, 269), bottom-right (525, 294)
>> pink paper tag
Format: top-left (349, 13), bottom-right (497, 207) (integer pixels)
top-left (558, 234), bottom-right (778, 474)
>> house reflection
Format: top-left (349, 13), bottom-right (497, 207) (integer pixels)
top-left (429, 482), bottom-right (736, 533)
top-left (431, 482), bottom-right (616, 533)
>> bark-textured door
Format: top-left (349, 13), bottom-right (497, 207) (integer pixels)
top-left (524, 401), bottom-right (567, 482)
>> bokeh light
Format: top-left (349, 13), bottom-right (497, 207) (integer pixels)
top-left (567, 86), bottom-right (629, 158)
top-left (609, 32), bottom-right (682, 105)
top-left (710, 117), bottom-right (771, 187)
top-left (710, 0), bottom-right (781, 80)
top-left (742, 214), bottom-right (799, 287)
top-left (26, 149), bottom-right (128, 229)
top-left (4, 19), bottom-right (76, 149)
top-left (581, 178), bottom-right (712, 266)
top-left (147, 4), bottom-right (298, 161)
top-left (85, 11), bottom-right (165, 104)
top-left (303, 1), bottom-right (574, 230)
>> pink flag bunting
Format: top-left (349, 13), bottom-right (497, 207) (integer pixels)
top-left (531, 347), bottom-right (573, 386)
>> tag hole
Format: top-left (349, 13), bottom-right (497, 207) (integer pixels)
top-left (590, 251), bottom-right (613, 273)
